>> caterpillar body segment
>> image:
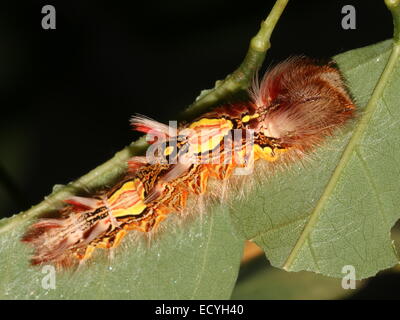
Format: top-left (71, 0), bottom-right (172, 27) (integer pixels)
top-left (22, 57), bottom-right (355, 268)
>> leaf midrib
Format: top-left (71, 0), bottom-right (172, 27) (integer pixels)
top-left (282, 43), bottom-right (400, 271)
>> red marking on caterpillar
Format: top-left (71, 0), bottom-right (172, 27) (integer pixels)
top-left (22, 57), bottom-right (355, 269)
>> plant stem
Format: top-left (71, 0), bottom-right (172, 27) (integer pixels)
top-left (386, 0), bottom-right (400, 43)
top-left (179, 0), bottom-right (289, 120)
top-left (0, 0), bottom-right (289, 231)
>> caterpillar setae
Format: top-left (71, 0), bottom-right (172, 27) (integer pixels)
top-left (22, 57), bottom-right (355, 269)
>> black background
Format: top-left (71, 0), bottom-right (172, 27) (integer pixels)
top-left (0, 0), bottom-right (392, 218)
top-left (0, 0), bottom-right (398, 300)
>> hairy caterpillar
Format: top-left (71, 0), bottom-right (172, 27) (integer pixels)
top-left (22, 57), bottom-right (355, 268)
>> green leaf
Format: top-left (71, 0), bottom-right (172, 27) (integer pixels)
top-left (0, 205), bottom-right (244, 299)
top-left (230, 39), bottom-right (400, 279)
top-left (0, 0), bottom-right (289, 299)
top-left (2, 0), bottom-right (400, 299)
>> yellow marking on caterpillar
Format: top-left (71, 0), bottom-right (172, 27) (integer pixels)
top-left (187, 118), bottom-right (233, 154)
top-left (164, 146), bottom-right (174, 156)
top-left (241, 113), bottom-right (259, 123)
top-left (253, 145), bottom-right (288, 162)
top-left (108, 179), bottom-right (147, 218)
top-left (112, 230), bottom-right (127, 248)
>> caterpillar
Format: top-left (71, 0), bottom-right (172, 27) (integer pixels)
top-left (22, 57), bottom-right (355, 269)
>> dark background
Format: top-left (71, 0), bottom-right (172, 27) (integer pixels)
top-left (0, 0), bottom-right (392, 217)
top-left (0, 0), bottom-right (398, 299)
